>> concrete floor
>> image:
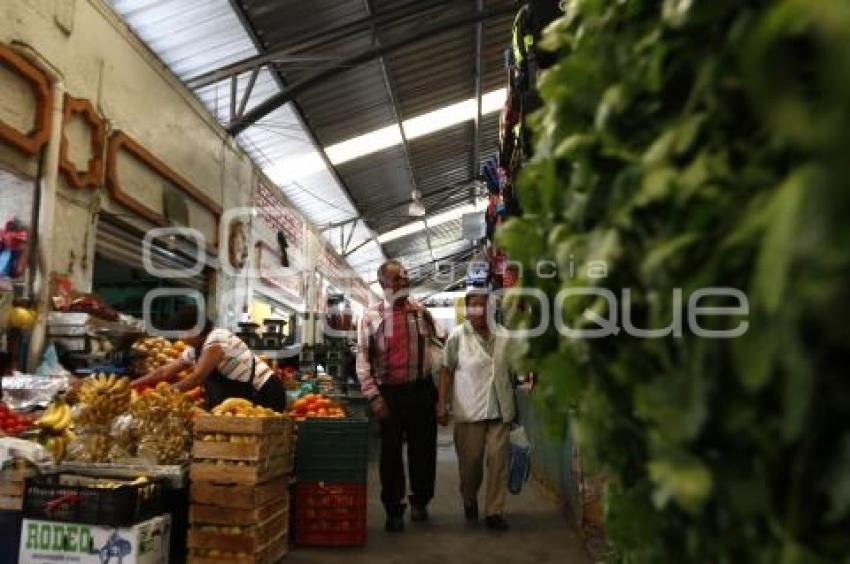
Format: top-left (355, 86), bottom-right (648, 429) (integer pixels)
top-left (287, 426), bottom-right (592, 564)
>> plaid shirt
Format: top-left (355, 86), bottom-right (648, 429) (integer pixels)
top-left (356, 299), bottom-right (443, 400)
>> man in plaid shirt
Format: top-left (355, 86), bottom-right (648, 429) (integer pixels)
top-left (357, 260), bottom-right (444, 532)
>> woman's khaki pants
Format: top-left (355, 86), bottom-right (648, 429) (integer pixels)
top-left (453, 420), bottom-right (510, 517)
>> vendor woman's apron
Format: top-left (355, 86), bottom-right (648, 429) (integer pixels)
top-left (204, 355), bottom-right (259, 410)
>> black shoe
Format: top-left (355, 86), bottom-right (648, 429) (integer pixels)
top-left (464, 502), bottom-right (479, 522)
top-left (485, 515), bottom-right (509, 531)
top-left (385, 513), bottom-right (405, 532)
top-left (410, 505), bottom-right (429, 522)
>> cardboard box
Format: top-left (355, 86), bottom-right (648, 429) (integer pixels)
top-left (18, 514), bottom-right (170, 564)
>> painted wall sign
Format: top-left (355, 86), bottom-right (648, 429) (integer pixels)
top-left (255, 240), bottom-right (303, 300)
top-left (0, 42), bottom-right (52, 156)
top-left (59, 95), bottom-right (107, 190)
top-left (319, 243), bottom-right (341, 282)
top-left (105, 131), bottom-right (222, 248)
top-left (253, 181), bottom-right (303, 250)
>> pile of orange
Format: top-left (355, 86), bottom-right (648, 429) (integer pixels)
top-left (289, 393), bottom-right (346, 421)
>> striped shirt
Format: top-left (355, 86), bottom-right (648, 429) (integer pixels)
top-left (181, 329), bottom-right (273, 389)
top-left (356, 299), bottom-right (445, 399)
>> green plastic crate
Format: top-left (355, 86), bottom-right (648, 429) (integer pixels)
top-left (296, 418), bottom-right (369, 483)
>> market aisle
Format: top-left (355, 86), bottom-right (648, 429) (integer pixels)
top-left (287, 425), bottom-right (592, 564)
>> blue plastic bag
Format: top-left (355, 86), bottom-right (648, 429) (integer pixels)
top-left (508, 426), bottom-right (531, 495)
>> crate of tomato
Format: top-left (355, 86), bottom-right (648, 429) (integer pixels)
top-left (0, 403), bottom-right (33, 437)
top-left (288, 393), bottom-right (345, 421)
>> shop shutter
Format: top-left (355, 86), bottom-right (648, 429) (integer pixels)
top-left (95, 218), bottom-right (211, 291)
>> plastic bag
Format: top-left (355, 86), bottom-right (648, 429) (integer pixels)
top-left (35, 343), bottom-right (72, 379)
top-left (1, 372), bottom-right (69, 410)
top-left (65, 430), bottom-right (111, 463)
top-left (508, 426), bottom-right (531, 495)
top-left (0, 437), bottom-right (53, 471)
top-left (109, 414), bottom-right (138, 459)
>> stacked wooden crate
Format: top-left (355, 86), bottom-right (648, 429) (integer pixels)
top-left (0, 460), bottom-right (37, 511)
top-left (188, 415), bottom-right (294, 564)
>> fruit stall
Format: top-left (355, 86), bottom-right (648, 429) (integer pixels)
top-left (0, 327), bottom-right (370, 563)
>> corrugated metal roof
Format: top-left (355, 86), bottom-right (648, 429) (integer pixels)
top-left (109, 0), bottom-right (384, 283)
top-left (232, 0), bottom-right (513, 270)
top-left (111, 0), bottom-right (516, 288)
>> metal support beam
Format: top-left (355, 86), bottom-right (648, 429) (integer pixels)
top-left (189, 56), bottom-right (338, 90)
top-left (344, 219), bottom-right (359, 254)
top-left (228, 4), bottom-right (516, 135)
top-left (190, 0), bottom-right (454, 89)
top-left (319, 217), bottom-right (359, 232)
top-left (229, 75), bottom-right (238, 124)
top-left (343, 237), bottom-right (373, 258)
top-left (226, 0), bottom-right (383, 263)
top-left (236, 68), bottom-right (260, 119)
top-left (471, 0), bottom-right (484, 204)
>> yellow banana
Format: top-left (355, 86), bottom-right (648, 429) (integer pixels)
top-left (113, 377), bottom-right (129, 393)
top-left (53, 405), bottom-right (71, 431)
top-left (44, 437), bottom-right (58, 461)
top-left (213, 398), bottom-right (254, 414)
top-left (37, 404), bottom-right (62, 428)
top-left (55, 436), bottom-right (66, 462)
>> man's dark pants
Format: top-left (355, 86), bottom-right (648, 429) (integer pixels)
top-left (378, 379), bottom-right (438, 516)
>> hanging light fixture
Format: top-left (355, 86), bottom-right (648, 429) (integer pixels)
top-left (407, 189), bottom-right (426, 217)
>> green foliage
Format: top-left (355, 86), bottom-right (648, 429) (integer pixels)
top-left (498, 1), bottom-right (850, 561)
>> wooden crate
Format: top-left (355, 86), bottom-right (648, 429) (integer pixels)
top-left (190, 477), bottom-right (289, 509)
top-left (188, 532), bottom-right (288, 564)
top-left (192, 432), bottom-right (292, 462)
top-left (188, 506), bottom-right (289, 553)
top-left (0, 494), bottom-right (22, 510)
top-left (189, 452), bottom-right (289, 485)
top-left (0, 481), bottom-right (25, 496)
top-left (0, 464), bottom-right (35, 511)
top-left (190, 491), bottom-right (289, 526)
top-left (193, 415), bottom-right (292, 436)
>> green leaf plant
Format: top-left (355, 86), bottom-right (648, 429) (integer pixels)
top-left (498, 1), bottom-right (850, 561)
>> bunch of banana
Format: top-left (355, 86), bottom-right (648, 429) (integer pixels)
top-left (211, 398), bottom-right (283, 418)
top-left (36, 398), bottom-right (76, 463)
top-left (129, 382), bottom-right (193, 464)
top-left (76, 374), bottom-right (131, 427)
top-left (41, 430), bottom-right (77, 463)
top-left (66, 432), bottom-right (111, 463)
top-left (36, 398), bottom-right (72, 433)
top-left (130, 382), bottom-right (193, 421)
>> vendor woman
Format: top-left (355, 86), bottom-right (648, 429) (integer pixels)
top-left (132, 306), bottom-right (287, 411)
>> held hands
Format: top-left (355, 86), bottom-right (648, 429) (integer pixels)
top-left (436, 403), bottom-right (449, 426)
top-left (371, 396), bottom-right (390, 420)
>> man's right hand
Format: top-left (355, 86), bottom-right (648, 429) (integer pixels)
top-left (371, 396), bottom-right (390, 420)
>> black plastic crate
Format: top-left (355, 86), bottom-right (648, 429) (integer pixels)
top-left (23, 474), bottom-right (162, 527)
top-left (296, 418), bottom-right (369, 483)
